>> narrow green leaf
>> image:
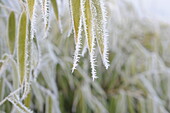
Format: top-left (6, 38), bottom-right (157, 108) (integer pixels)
top-left (17, 11), bottom-right (27, 84)
top-left (27, 0), bottom-right (35, 20)
top-left (0, 77), bottom-right (4, 100)
top-left (0, 61), bottom-right (3, 71)
top-left (92, 0), bottom-right (109, 69)
top-left (8, 95), bottom-right (33, 113)
top-left (26, 20), bottom-right (32, 82)
top-left (24, 93), bottom-right (31, 108)
top-left (10, 59), bottom-right (19, 90)
top-left (46, 96), bottom-right (53, 113)
top-left (108, 96), bottom-right (117, 113)
top-left (84, 0), bottom-right (93, 52)
top-left (70, 0), bottom-right (81, 43)
top-left (137, 98), bottom-right (146, 113)
top-left (50, 0), bottom-right (59, 21)
top-left (92, 0), bottom-right (104, 54)
top-left (83, 0), bottom-right (98, 80)
top-left (127, 96), bottom-right (135, 113)
top-left (8, 11), bottom-right (16, 54)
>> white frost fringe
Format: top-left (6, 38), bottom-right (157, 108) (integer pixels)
top-left (72, 17), bottom-right (83, 73)
top-left (30, 0), bottom-right (38, 39)
top-left (8, 95), bottom-right (33, 113)
top-left (100, 0), bottom-right (110, 69)
top-left (90, 0), bottom-right (98, 81)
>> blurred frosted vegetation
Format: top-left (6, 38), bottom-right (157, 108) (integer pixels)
top-left (0, 0), bottom-right (170, 113)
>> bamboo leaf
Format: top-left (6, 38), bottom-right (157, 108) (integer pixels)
top-left (70, 0), bottom-right (83, 72)
top-left (83, 0), bottom-right (98, 80)
top-left (50, 0), bottom-right (59, 21)
top-left (40, 0), bottom-right (50, 30)
top-left (46, 96), bottom-right (53, 113)
top-left (83, 0), bottom-right (93, 52)
top-left (26, 21), bottom-right (32, 82)
top-left (8, 95), bottom-right (33, 113)
top-left (92, 0), bottom-right (104, 53)
top-left (0, 77), bottom-right (4, 100)
top-left (27, 0), bottom-right (35, 20)
top-left (17, 11), bottom-right (27, 84)
top-left (8, 11), bottom-right (16, 54)
top-left (24, 93), bottom-right (31, 108)
top-left (10, 59), bottom-right (19, 90)
top-left (70, 0), bottom-right (81, 43)
top-left (127, 96), bottom-right (135, 113)
top-left (92, 0), bottom-right (109, 69)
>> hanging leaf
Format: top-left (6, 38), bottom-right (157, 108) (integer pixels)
top-left (17, 11), bottom-right (27, 84)
top-left (71, 0), bottom-right (83, 72)
top-left (50, 0), bottom-right (59, 21)
top-left (83, 0), bottom-right (93, 52)
top-left (26, 21), bottom-right (32, 83)
top-left (92, 0), bottom-right (109, 69)
top-left (21, 20), bottom-right (32, 101)
top-left (27, 0), bottom-right (35, 20)
top-left (70, 0), bottom-right (81, 43)
top-left (83, 0), bottom-right (98, 80)
top-left (71, 0), bottom-right (109, 80)
top-left (8, 11), bottom-right (16, 54)
top-left (40, 0), bottom-right (50, 30)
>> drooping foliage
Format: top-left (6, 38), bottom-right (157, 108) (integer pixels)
top-left (1, 0), bottom-right (170, 113)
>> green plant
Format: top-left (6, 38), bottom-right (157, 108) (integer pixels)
top-left (1, 0), bottom-right (170, 113)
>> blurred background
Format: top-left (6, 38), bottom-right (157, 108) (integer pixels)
top-left (1, 0), bottom-right (170, 113)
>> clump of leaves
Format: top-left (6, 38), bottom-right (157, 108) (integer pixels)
top-left (0, 0), bottom-right (109, 112)
top-left (70, 0), bottom-right (109, 80)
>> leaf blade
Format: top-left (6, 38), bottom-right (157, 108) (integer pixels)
top-left (27, 0), bottom-right (35, 20)
top-left (8, 11), bottom-right (16, 54)
top-left (70, 0), bottom-right (81, 43)
top-left (17, 11), bottom-right (27, 84)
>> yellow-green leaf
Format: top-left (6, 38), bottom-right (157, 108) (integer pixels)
top-left (46, 96), bottom-right (53, 113)
top-left (17, 11), bottom-right (27, 84)
top-left (26, 20), bottom-right (32, 82)
top-left (92, 0), bottom-right (109, 69)
top-left (27, 0), bottom-right (35, 20)
top-left (24, 93), bottom-right (31, 107)
top-left (8, 11), bottom-right (16, 54)
top-left (84, 0), bottom-right (93, 52)
top-left (92, 0), bottom-right (104, 54)
top-left (50, 0), bottom-right (59, 21)
top-left (70, 0), bottom-right (81, 43)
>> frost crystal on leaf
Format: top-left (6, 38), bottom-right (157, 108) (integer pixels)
top-left (70, 0), bottom-right (109, 80)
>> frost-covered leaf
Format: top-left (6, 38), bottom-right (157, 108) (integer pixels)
top-left (25, 21), bottom-right (32, 83)
top-left (0, 77), bottom-right (5, 100)
top-left (27, 0), bottom-right (35, 20)
top-left (83, 0), bottom-right (93, 52)
top-left (50, 0), bottom-right (59, 21)
top-left (21, 21), bottom-right (32, 100)
top-left (27, 0), bottom-right (37, 40)
top-left (83, 0), bottom-right (97, 80)
top-left (24, 93), bottom-right (31, 107)
top-left (46, 96), bottom-right (53, 113)
top-left (71, 0), bottom-right (109, 80)
top-left (70, 0), bottom-right (83, 72)
top-left (17, 11), bottom-right (27, 84)
top-left (10, 58), bottom-right (19, 90)
top-left (8, 95), bottom-right (33, 113)
top-left (8, 11), bottom-right (16, 55)
top-left (91, 0), bottom-right (109, 69)
top-left (40, 0), bottom-right (50, 30)
top-left (70, 0), bottom-right (81, 43)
